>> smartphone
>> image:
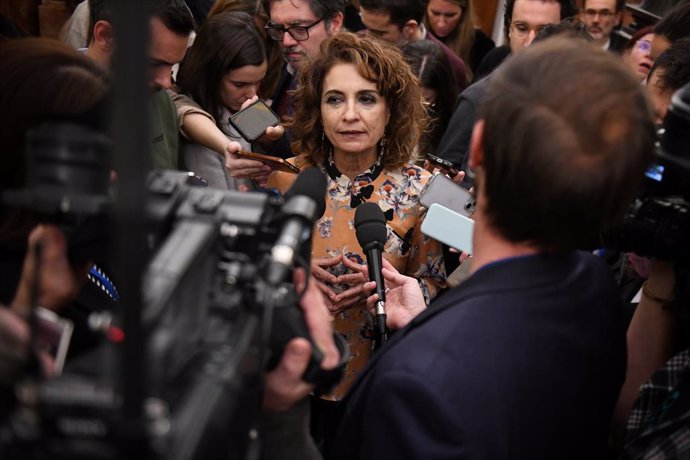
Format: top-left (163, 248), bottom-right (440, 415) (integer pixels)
top-left (426, 153), bottom-right (459, 176)
top-left (235, 149), bottom-right (300, 174)
top-left (420, 173), bottom-right (476, 217)
top-left (421, 203), bottom-right (474, 254)
top-left (228, 99), bottom-right (280, 142)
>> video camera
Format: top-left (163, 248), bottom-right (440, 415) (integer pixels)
top-left (1, 121), bottom-right (346, 459)
top-left (604, 82), bottom-right (690, 260)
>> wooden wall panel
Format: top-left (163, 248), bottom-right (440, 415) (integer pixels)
top-left (0, 0), bottom-right (40, 35)
top-left (39, 0), bottom-right (71, 37)
top-left (474, 0), bottom-right (499, 36)
top-left (1, 0), bottom-right (72, 37)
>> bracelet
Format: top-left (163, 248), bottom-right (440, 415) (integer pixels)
top-left (641, 281), bottom-right (675, 310)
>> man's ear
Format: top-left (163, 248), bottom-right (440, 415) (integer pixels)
top-left (328, 12), bottom-right (345, 34)
top-left (401, 19), bottom-right (418, 40)
top-left (468, 119), bottom-right (485, 170)
top-left (92, 20), bottom-right (114, 49)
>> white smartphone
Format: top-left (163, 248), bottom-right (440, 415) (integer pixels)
top-left (421, 203), bottom-right (474, 254)
top-left (420, 173), bottom-right (475, 217)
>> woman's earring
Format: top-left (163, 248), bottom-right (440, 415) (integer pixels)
top-left (379, 132), bottom-right (387, 156)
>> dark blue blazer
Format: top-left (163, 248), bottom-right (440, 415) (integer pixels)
top-left (324, 252), bottom-right (626, 460)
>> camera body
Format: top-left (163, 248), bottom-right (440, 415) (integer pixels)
top-left (4, 169), bottom-right (291, 459)
top-left (604, 83), bottom-right (690, 259)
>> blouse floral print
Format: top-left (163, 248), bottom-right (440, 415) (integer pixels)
top-left (268, 154), bottom-right (446, 399)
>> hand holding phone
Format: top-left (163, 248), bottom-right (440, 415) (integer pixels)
top-left (229, 99), bottom-right (281, 142)
top-left (234, 150), bottom-right (300, 174)
top-left (425, 153), bottom-right (459, 177)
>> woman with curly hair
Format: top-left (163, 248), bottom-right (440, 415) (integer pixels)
top-left (267, 32), bottom-right (446, 420)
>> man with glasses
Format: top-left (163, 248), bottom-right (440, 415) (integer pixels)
top-left (257, 0), bottom-right (345, 158)
top-left (435, 0), bottom-right (576, 176)
top-left (263, 0), bottom-right (345, 118)
top-left (580, 0), bottom-right (626, 52)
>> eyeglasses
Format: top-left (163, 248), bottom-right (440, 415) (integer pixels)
top-left (635, 39), bottom-right (652, 53)
top-left (584, 8), bottom-right (614, 19)
top-left (265, 18), bottom-right (323, 41)
top-left (509, 21), bottom-right (548, 39)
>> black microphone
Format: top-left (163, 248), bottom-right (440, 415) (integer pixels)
top-left (266, 167), bottom-right (327, 286)
top-left (354, 202), bottom-right (388, 349)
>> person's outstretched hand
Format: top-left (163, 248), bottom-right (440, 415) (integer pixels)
top-left (363, 258), bottom-right (426, 330)
top-left (225, 140), bottom-right (272, 188)
top-left (11, 225), bottom-right (88, 317)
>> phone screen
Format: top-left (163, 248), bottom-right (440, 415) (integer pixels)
top-left (229, 100), bottom-right (280, 142)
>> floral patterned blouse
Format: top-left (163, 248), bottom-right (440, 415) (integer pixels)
top-left (267, 154), bottom-right (447, 400)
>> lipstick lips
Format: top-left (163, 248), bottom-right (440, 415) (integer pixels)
top-left (340, 130), bottom-right (365, 136)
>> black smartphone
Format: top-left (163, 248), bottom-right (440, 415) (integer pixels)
top-left (426, 153), bottom-right (459, 177)
top-left (228, 99), bottom-right (281, 142)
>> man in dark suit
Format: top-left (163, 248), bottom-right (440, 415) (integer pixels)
top-left (263, 37), bottom-right (656, 459)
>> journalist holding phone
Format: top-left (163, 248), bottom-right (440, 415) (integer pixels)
top-left (174, 11), bottom-right (283, 190)
top-left (267, 32), bottom-right (447, 435)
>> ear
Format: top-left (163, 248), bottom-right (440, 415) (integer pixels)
top-left (401, 19), bottom-right (418, 40)
top-left (467, 119), bottom-right (485, 170)
top-left (327, 12), bottom-right (345, 35)
top-left (93, 20), bottom-right (114, 50)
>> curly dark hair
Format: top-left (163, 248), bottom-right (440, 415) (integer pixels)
top-left (290, 32), bottom-right (427, 170)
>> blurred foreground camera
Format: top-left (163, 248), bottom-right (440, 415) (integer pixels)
top-left (1, 121), bottom-right (346, 460)
top-left (604, 82), bottom-right (690, 260)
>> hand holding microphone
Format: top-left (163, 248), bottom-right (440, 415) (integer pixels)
top-left (363, 257), bottom-right (427, 331)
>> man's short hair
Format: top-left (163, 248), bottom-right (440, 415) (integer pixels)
top-left (151, 0), bottom-right (196, 36)
top-left (582, 0), bottom-right (625, 13)
top-left (504, 0), bottom-right (579, 39)
top-left (533, 17), bottom-right (592, 42)
top-left (360, 0), bottom-right (425, 28)
top-left (88, 0), bottom-right (114, 43)
top-left (88, 0), bottom-right (195, 42)
top-left (478, 37), bottom-right (655, 251)
top-left (648, 37), bottom-right (690, 96)
top-left (262, 0), bottom-right (346, 24)
top-left (654, 3), bottom-right (690, 43)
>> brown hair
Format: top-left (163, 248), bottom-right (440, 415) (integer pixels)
top-left (479, 37), bottom-right (655, 251)
top-left (623, 25), bottom-right (654, 52)
top-left (290, 32), bottom-right (427, 170)
top-left (207, 0), bottom-right (282, 97)
top-left (0, 38), bottom-right (108, 247)
top-left (177, 12), bottom-right (266, 124)
top-left (424, 0), bottom-right (476, 80)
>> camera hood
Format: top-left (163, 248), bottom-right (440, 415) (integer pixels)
top-left (658, 82), bottom-right (690, 175)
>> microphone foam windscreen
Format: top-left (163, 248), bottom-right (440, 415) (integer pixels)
top-left (354, 202), bottom-right (387, 247)
top-left (286, 167), bottom-right (327, 219)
